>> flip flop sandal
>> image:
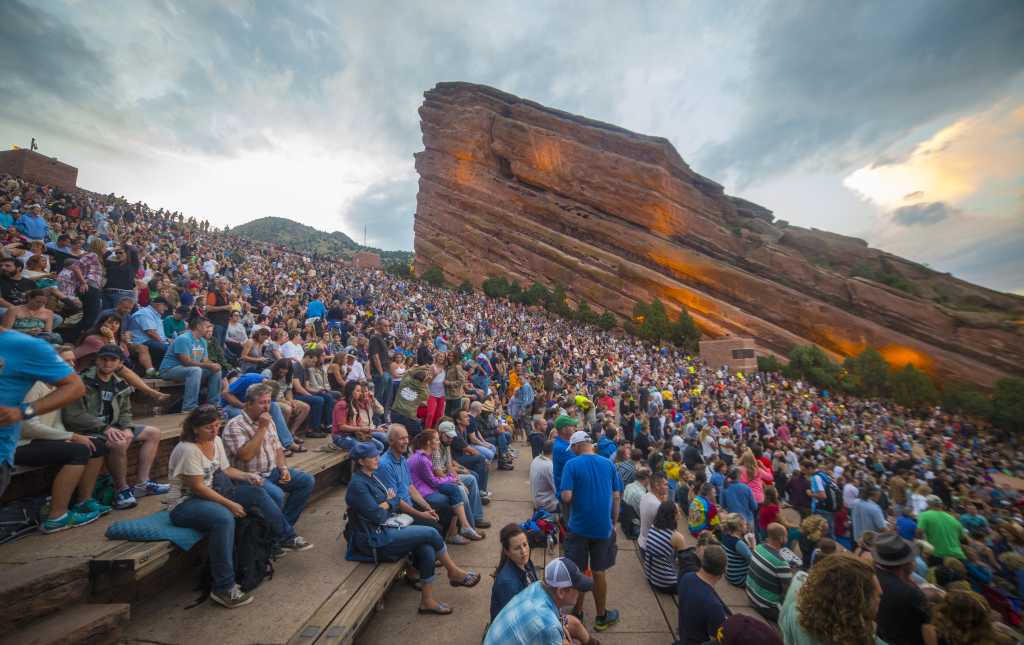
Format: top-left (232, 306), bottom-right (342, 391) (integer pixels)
top-left (417, 602), bottom-right (452, 615)
top-left (290, 444), bottom-right (309, 453)
top-left (449, 571), bottom-right (480, 588)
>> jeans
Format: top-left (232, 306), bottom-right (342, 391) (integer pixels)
top-left (101, 287), bottom-right (136, 311)
top-left (474, 443), bottom-right (496, 462)
top-left (169, 484), bottom-right (294, 592)
top-left (160, 364), bottom-right (222, 411)
top-left (460, 473), bottom-right (484, 525)
top-left (373, 525), bottom-right (446, 583)
top-left (425, 482), bottom-right (465, 510)
top-left (332, 432), bottom-right (387, 453)
top-left (456, 453), bottom-right (489, 493)
top-left (371, 373), bottom-right (390, 422)
top-left (224, 403), bottom-right (293, 448)
top-left (295, 392), bottom-right (332, 430)
top-left (262, 467), bottom-right (315, 526)
top-left (489, 431), bottom-right (511, 459)
top-left (391, 411), bottom-right (423, 438)
top-left (138, 338), bottom-right (168, 368)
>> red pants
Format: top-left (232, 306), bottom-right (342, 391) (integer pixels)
top-left (424, 395), bottom-right (446, 429)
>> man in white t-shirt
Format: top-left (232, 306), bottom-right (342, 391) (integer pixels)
top-left (638, 471), bottom-right (669, 552)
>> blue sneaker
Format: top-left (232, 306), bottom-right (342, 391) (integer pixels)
top-left (41, 510), bottom-right (100, 534)
top-left (73, 498), bottom-right (112, 516)
top-left (594, 608), bottom-right (620, 632)
top-left (114, 488), bottom-right (138, 510)
top-left (133, 480), bottom-right (171, 497)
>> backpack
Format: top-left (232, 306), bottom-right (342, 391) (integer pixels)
top-left (0, 497), bottom-right (48, 544)
top-left (814, 471), bottom-right (841, 512)
top-left (189, 508), bottom-right (275, 607)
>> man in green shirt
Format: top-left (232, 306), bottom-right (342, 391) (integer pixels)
top-left (916, 494), bottom-right (965, 561)
top-left (163, 306), bottom-right (188, 339)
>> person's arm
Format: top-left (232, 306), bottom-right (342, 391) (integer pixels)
top-left (410, 453), bottom-right (451, 489)
top-left (0, 307), bottom-right (13, 329)
top-left (222, 390), bottom-right (244, 408)
top-left (223, 465), bottom-right (261, 484)
top-left (180, 474), bottom-right (245, 517)
top-left (404, 485), bottom-right (440, 521)
top-left (291, 376), bottom-right (312, 397)
top-left (144, 327), bottom-right (163, 343)
top-left (231, 415), bottom-right (271, 463)
top-left (611, 490), bottom-right (621, 526)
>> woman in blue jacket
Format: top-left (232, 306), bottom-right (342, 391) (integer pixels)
top-left (489, 524), bottom-right (538, 620)
top-left (344, 442), bottom-right (480, 615)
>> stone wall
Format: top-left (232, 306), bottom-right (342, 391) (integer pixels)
top-left (0, 149), bottom-right (78, 191)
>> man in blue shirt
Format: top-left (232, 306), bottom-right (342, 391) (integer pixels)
top-left (551, 415), bottom-right (577, 495)
top-left (560, 430), bottom-right (623, 631)
top-left (158, 316), bottom-right (221, 412)
top-left (374, 424), bottom-right (450, 533)
top-left (14, 204), bottom-right (50, 240)
top-left (721, 469), bottom-right (758, 528)
top-left (485, 557), bottom-right (593, 645)
top-left (128, 296), bottom-right (170, 373)
top-left (0, 330), bottom-right (85, 496)
top-left (220, 372), bottom-right (294, 450)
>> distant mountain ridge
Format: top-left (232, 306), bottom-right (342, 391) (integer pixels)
top-left (228, 216), bottom-right (412, 263)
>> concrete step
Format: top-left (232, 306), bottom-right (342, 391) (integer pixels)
top-left (0, 602), bottom-right (130, 645)
top-left (0, 559), bottom-right (91, 630)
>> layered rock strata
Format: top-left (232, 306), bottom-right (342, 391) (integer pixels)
top-left (413, 82), bottom-right (1023, 387)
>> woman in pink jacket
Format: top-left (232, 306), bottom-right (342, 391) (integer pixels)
top-left (407, 429), bottom-right (484, 545)
top-left (738, 449), bottom-right (774, 505)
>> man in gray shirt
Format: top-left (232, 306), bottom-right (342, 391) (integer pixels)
top-left (530, 440), bottom-right (558, 513)
top-left (851, 485), bottom-right (887, 543)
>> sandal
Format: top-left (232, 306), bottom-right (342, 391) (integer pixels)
top-left (289, 444), bottom-right (308, 453)
top-left (417, 602), bottom-right (452, 615)
top-left (405, 576), bottom-right (424, 591)
top-left (449, 571), bottom-right (480, 588)
top-left (284, 448), bottom-right (294, 457)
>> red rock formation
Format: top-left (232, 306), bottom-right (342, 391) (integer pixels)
top-left (413, 82), bottom-right (1024, 387)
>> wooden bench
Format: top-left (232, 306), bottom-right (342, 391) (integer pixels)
top-left (288, 560), bottom-right (407, 645)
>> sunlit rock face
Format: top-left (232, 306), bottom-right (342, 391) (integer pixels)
top-left (413, 82), bottom-right (1024, 387)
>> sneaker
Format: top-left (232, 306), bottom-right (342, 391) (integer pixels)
top-left (481, 497), bottom-right (491, 506)
top-left (133, 480), bottom-right (171, 497)
top-left (446, 534), bottom-right (470, 546)
top-left (594, 609), bottom-right (620, 632)
top-left (475, 519), bottom-right (492, 529)
top-left (73, 498), bottom-right (112, 516)
top-left (210, 584), bottom-right (254, 609)
top-left (305, 430), bottom-right (327, 439)
top-left (114, 488), bottom-right (138, 510)
top-left (480, 490), bottom-right (491, 498)
top-left (145, 368), bottom-right (158, 377)
top-left (41, 510), bottom-right (100, 534)
top-left (280, 536), bottom-right (314, 552)
top-left (498, 462), bottom-right (514, 471)
top-left (461, 527), bottom-right (485, 541)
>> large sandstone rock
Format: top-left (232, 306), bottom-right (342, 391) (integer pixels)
top-left (413, 82), bottom-right (1024, 387)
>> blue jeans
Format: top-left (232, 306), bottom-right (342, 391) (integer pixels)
top-left (456, 453), bottom-right (489, 493)
top-left (295, 392), bottom-right (333, 430)
top-left (101, 287), bottom-right (136, 311)
top-left (138, 338), bottom-right (168, 367)
top-left (390, 411), bottom-right (423, 438)
top-left (160, 364), bottom-right (222, 411)
top-left (262, 468), bottom-right (315, 526)
top-left (169, 484), bottom-right (294, 592)
top-left (474, 444), bottom-right (496, 462)
top-left (371, 373), bottom-right (390, 422)
top-left (425, 482), bottom-right (465, 510)
top-left (373, 525), bottom-right (446, 583)
top-left (224, 403), bottom-right (293, 449)
top-left (460, 473), bottom-right (484, 525)
top-left (332, 432), bottom-right (387, 453)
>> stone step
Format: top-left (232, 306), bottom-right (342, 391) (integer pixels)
top-left (0, 602), bottom-right (130, 645)
top-left (0, 559), bottom-right (91, 630)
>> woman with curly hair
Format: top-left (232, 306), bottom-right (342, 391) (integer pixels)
top-left (932, 589), bottom-right (1001, 645)
top-left (798, 513), bottom-right (829, 571)
top-left (779, 553), bottom-right (884, 645)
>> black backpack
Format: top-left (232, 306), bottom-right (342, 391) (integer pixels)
top-left (814, 471), bottom-right (842, 512)
top-left (676, 546), bottom-right (701, 575)
top-left (189, 508), bottom-right (275, 607)
top-left (0, 497), bottom-right (48, 544)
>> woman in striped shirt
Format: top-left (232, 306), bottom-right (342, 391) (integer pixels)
top-left (643, 500), bottom-right (688, 594)
top-left (719, 513), bottom-right (755, 587)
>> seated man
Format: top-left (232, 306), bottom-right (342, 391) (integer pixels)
top-left (61, 344), bottom-right (169, 510)
top-left (158, 316), bottom-right (222, 412)
top-left (436, 420), bottom-right (489, 528)
top-left (374, 423), bottom-right (452, 535)
top-left (220, 383), bottom-right (314, 543)
top-left (17, 345), bottom-right (111, 532)
top-left (452, 408), bottom-right (490, 495)
top-left (127, 295), bottom-right (170, 374)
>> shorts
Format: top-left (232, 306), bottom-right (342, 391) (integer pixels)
top-left (15, 436), bottom-right (109, 467)
top-left (564, 531), bottom-right (617, 573)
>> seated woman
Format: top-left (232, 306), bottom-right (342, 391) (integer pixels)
top-left (2, 288), bottom-right (63, 344)
top-left (262, 359), bottom-right (311, 441)
top-left (408, 429), bottom-right (484, 545)
top-left (224, 311), bottom-right (248, 358)
top-left (720, 513), bottom-right (755, 587)
top-left (74, 313), bottom-right (166, 400)
top-left (240, 327), bottom-right (273, 373)
top-left (16, 346), bottom-right (112, 533)
top-left (643, 500), bottom-right (689, 594)
top-left (344, 442), bottom-right (479, 616)
top-left (166, 406), bottom-right (314, 609)
top-left (331, 381), bottom-right (387, 452)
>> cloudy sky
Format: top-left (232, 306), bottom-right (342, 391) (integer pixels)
top-left (2, 1), bottom-right (1022, 293)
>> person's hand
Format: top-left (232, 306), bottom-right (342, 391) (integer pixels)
top-left (277, 467), bottom-right (291, 483)
top-left (257, 412), bottom-right (273, 430)
top-left (103, 426), bottom-right (131, 444)
top-left (226, 501), bottom-right (247, 518)
top-left (207, 362), bottom-right (221, 373)
top-left (67, 433), bottom-right (97, 453)
top-left (246, 472), bottom-right (262, 485)
top-left (385, 487), bottom-right (396, 500)
top-left (0, 406), bottom-right (24, 425)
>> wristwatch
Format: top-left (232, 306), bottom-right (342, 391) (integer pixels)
top-left (19, 403), bottom-right (37, 420)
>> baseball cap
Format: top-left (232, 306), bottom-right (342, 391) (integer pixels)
top-left (554, 415), bottom-right (579, 431)
top-left (569, 430), bottom-right (592, 447)
top-left (438, 420), bottom-right (457, 438)
top-left (719, 614), bottom-right (783, 645)
top-left (925, 494), bottom-right (943, 507)
top-left (544, 557), bottom-right (592, 592)
top-left (151, 296), bottom-right (169, 306)
top-left (96, 344), bottom-right (123, 359)
top-left (350, 443), bottom-right (381, 460)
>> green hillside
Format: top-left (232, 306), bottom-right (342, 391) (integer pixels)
top-left (228, 217), bottom-right (412, 263)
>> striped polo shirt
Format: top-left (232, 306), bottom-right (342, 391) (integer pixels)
top-left (745, 543), bottom-right (792, 614)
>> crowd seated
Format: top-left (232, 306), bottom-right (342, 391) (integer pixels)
top-left (0, 170), bottom-right (1022, 641)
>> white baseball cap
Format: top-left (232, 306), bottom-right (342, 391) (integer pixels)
top-left (569, 430), bottom-right (592, 447)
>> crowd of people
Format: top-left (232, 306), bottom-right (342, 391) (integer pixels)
top-left (1, 171), bottom-right (1023, 642)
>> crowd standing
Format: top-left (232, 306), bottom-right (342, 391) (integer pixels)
top-left (1, 173), bottom-right (1023, 641)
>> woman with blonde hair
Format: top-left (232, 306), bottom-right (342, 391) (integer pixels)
top-left (738, 449), bottom-right (773, 505)
top-left (932, 589), bottom-right (1003, 645)
top-left (888, 475), bottom-right (908, 517)
top-left (780, 553), bottom-right (884, 645)
top-left (798, 514), bottom-right (829, 570)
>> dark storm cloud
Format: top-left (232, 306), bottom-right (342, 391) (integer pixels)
top-left (341, 177), bottom-right (419, 250)
top-left (890, 202), bottom-right (956, 227)
top-left (697, 0), bottom-right (1024, 184)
